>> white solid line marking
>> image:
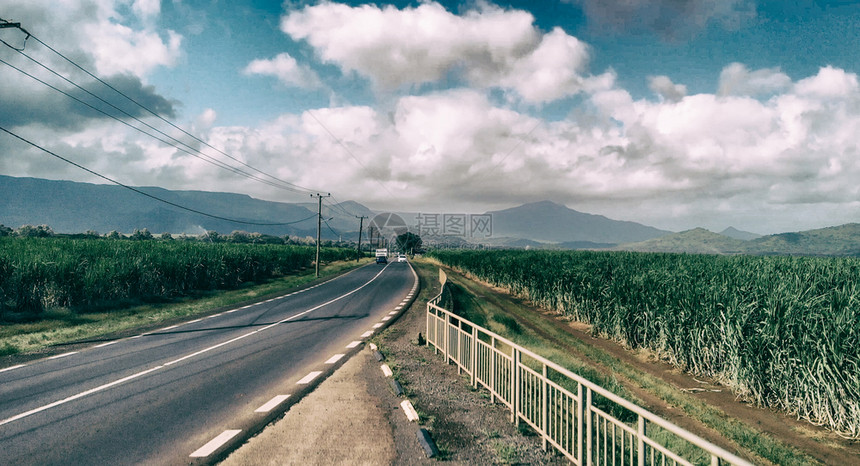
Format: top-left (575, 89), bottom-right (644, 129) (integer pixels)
top-left (361, 331), bottom-right (374, 338)
top-left (381, 364), bottom-right (393, 377)
top-left (94, 341), bottom-right (119, 348)
top-left (190, 429), bottom-right (242, 458)
top-left (255, 395), bottom-right (290, 413)
top-left (401, 400), bottom-right (419, 422)
top-left (297, 371), bottom-right (323, 385)
top-left (164, 331), bottom-right (258, 367)
top-left (0, 365), bottom-right (163, 427)
top-left (49, 352), bottom-right (78, 360)
top-left (187, 319), bottom-right (202, 324)
top-left (0, 364), bottom-right (26, 374)
top-left (382, 316), bottom-right (392, 321)
top-left (325, 354), bottom-right (345, 364)
top-left (160, 324), bottom-right (179, 331)
top-left (346, 341), bottom-right (362, 349)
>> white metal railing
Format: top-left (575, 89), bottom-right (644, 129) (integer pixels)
top-left (425, 275), bottom-right (754, 466)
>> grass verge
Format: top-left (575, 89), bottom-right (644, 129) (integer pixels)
top-left (0, 259), bottom-right (372, 357)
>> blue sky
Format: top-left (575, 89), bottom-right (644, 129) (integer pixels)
top-left (3, 1), bottom-right (860, 234)
top-left (145, 0), bottom-right (860, 126)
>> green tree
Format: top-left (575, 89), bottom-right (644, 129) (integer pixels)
top-left (0, 224), bottom-right (12, 237)
top-left (130, 228), bottom-right (153, 241)
top-left (396, 232), bottom-right (422, 253)
top-left (16, 224), bottom-right (54, 237)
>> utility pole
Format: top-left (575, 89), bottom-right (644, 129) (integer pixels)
top-left (311, 193), bottom-right (330, 277)
top-left (355, 215), bottom-right (367, 261)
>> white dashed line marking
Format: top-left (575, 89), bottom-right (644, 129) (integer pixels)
top-left (361, 331), bottom-right (374, 338)
top-left (49, 352), bottom-right (78, 360)
top-left (389, 311), bottom-right (398, 315)
top-left (0, 364), bottom-right (26, 374)
top-left (190, 429), bottom-right (242, 458)
top-left (255, 395), bottom-right (290, 413)
top-left (346, 341), bottom-right (362, 349)
top-left (382, 316), bottom-right (392, 321)
top-left (372, 323), bottom-right (383, 329)
top-left (325, 354), bottom-right (345, 364)
top-left (297, 371), bottom-right (323, 385)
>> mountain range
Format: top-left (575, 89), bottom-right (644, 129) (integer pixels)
top-left (4, 175), bottom-right (860, 256)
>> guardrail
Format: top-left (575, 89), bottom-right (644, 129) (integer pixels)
top-left (425, 272), bottom-right (753, 466)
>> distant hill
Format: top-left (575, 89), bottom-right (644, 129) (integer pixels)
top-left (617, 224), bottom-right (860, 257)
top-left (720, 226), bottom-right (762, 241)
top-left (487, 200), bottom-right (670, 245)
top-left (746, 223), bottom-right (860, 256)
top-left (0, 175), bottom-right (369, 238)
top-left (617, 228), bottom-right (747, 254)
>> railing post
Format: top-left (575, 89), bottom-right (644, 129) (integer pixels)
top-left (586, 388), bottom-right (593, 466)
top-left (637, 415), bottom-right (645, 466)
top-left (490, 335), bottom-right (496, 403)
top-left (542, 364), bottom-right (548, 451)
top-left (577, 382), bottom-right (583, 465)
top-left (426, 303), bottom-right (431, 348)
top-left (471, 325), bottom-right (478, 388)
top-left (457, 318), bottom-right (463, 374)
top-left (512, 347), bottom-right (520, 425)
top-left (443, 311), bottom-right (450, 364)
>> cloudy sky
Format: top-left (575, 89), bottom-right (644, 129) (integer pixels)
top-left (2, 1), bottom-right (860, 234)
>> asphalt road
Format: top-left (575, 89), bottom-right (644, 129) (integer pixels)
top-left (0, 261), bottom-right (416, 465)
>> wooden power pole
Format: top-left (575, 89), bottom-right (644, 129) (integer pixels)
top-left (312, 193), bottom-right (330, 277)
top-left (356, 215), bottom-right (367, 261)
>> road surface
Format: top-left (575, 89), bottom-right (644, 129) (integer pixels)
top-left (0, 261), bottom-right (416, 465)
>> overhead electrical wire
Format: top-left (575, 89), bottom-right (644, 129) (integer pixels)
top-left (0, 56), bottom-right (301, 193)
top-left (0, 125), bottom-right (316, 227)
top-left (0, 19), bottom-right (318, 196)
top-left (0, 18), bottom-right (371, 231)
top-left (17, 26), bottom-right (319, 195)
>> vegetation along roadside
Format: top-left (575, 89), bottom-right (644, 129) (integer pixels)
top-left (0, 234), bottom-right (368, 359)
top-left (420, 253), bottom-right (859, 465)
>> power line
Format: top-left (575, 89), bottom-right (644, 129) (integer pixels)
top-left (18, 25), bottom-right (318, 195)
top-left (9, 49), bottom-right (310, 194)
top-left (0, 52), bottom-right (308, 195)
top-left (0, 125), bottom-right (317, 227)
top-left (305, 109), bottom-right (399, 199)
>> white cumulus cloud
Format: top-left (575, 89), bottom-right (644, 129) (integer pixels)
top-left (244, 53), bottom-right (322, 89)
top-left (281, 1), bottom-right (602, 103)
